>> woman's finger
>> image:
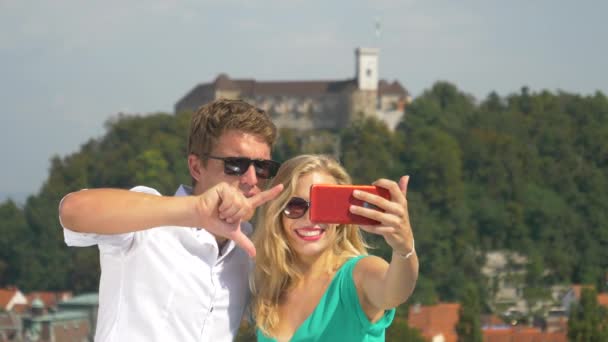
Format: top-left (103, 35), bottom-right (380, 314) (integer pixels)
top-left (352, 189), bottom-right (403, 215)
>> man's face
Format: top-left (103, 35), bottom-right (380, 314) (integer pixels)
top-left (192, 129), bottom-right (272, 197)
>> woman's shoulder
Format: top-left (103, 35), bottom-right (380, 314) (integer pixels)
top-left (352, 255), bottom-right (389, 284)
top-left (330, 254), bottom-right (389, 285)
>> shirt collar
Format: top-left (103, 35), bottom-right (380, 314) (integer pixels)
top-left (174, 184), bottom-right (240, 261)
top-left (175, 184), bottom-right (193, 197)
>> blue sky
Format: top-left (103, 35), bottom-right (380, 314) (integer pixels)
top-left (1, 0), bottom-right (607, 202)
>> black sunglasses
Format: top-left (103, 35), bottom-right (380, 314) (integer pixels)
top-left (202, 154), bottom-right (280, 179)
top-left (283, 197), bottom-right (310, 219)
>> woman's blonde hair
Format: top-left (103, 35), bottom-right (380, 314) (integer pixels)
top-left (250, 154), bottom-right (368, 337)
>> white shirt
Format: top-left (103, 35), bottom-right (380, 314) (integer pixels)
top-left (62, 185), bottom-right (253, 342)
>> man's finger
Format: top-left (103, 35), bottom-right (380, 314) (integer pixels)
top-left (231, 230), bottom-right (256, 258)
top-left (249, 184), bottom-right (284, 208)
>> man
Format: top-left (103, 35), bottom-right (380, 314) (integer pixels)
top-left (59, 99), bottom-right (283, 341)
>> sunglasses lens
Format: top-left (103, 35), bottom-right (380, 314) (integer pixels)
top-left (223, 158), bottom-right (250, 176)
top-left (284, 197), bottom-right (309, 219)
top-left (254, 160), bottom-right (280, 179)
top-left (219, 157), bottom-right (280, 179)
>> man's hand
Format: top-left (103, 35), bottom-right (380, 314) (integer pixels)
top-left (196, 182), bottom-right (284, 258)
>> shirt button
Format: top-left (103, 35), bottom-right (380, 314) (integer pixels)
top-left (210, 306), bottom-right (214, 312)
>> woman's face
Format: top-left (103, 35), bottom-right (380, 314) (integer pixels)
top-left (281, 171), bottom-right (337, 259)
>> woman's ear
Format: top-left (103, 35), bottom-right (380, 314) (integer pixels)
top-left (188, 154), bottom-right (203, 183)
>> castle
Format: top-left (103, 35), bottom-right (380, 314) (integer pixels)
top-left (174, 48), bottom-right (410, 130)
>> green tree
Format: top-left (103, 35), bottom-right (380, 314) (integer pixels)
top-left (273, 128), bottom-right (301, 163)
top-left (341, 116), bottom-right (402, 183)
top-left (568, 287), bottom-right (608, 341)
top-left (386, 318), bottom-right (426, 342)
top-left (0, 200), bottom-right (28, 286)
top-left (456, 283), bottom-right (482, 342)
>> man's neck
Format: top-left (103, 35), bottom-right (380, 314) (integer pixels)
top-left (216, 236), bottom-right (229, 255)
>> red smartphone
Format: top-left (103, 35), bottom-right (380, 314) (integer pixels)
top-left (309, 184), bottom-right (391, 225)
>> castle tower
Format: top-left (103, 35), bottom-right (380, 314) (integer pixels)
top-left (351, 47), bottom-right (379, 119)
top-left (355, 47), bottom-right (379, 91)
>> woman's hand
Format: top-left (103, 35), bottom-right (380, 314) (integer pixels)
top-left (349, 176), bottom-right (414, 255)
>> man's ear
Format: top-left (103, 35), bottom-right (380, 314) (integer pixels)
top-left (188, 154), bottom-right (204, 183)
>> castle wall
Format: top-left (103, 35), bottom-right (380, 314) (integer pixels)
top-left (349, 90), bottom-right (377, 120)
top-left (243, 94), bottom-right (350, 130)
top-left (215, 90), bottom-right (241, 100)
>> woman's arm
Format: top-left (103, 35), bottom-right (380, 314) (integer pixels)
top-left (350, 176), bottom-right (419, 319)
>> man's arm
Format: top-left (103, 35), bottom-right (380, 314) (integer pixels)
top-left (59, 188), bottom-right (198, 234)
top-left (59, 183), bottom-right (283, 257)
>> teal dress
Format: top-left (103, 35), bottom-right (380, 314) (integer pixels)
top-left (257, 256), bottom-right (395, 341)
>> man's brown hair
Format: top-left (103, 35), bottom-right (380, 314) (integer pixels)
top-left (188, 98), bottom-right (277, 160)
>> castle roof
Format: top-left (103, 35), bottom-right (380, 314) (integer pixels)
top-left (179, 74), bottom-right (409, 104)
top-left (213, 74), bottom-right (357, 97)
top-left (378, 79), bottom-right (409, 97)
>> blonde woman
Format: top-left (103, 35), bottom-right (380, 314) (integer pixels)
top-left (251, 155), bottom-right (418, 341)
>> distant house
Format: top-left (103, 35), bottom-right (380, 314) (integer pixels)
top-left (483, 326), bottom-right (567, 342)
top-left (174, 48), bottom-right (411, 131)
top-left (480, 314), bottom-right (508, 328)
top-left (26, 291), bottom-right (73, 311)
top-left (545, 307), bottom-right (568, 333)
top-left (481, 251), bottom-right (529, 313)
top-left (0, 287), bottom-right (27, 312)
top-left (21, 293), bottom-right (98, 342)
top-left (561, 284), bottom-right (608, 313)
top-left (407, 302), bottom-right (568, 342)
top-left (22, 310), bottom-right (91, 342)
top-left (0, 311), bottom-right (21, 341)
top-left (407, 303), bottom-right (460, 342)
top-left (598, 292), bottom-right (608, 307)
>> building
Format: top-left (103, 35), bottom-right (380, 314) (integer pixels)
top-left (0, 311), bottom-right (21, 341)
top-left (0, 288), bottom-right (27, 312)
top-left (174, 48), bottom-right (410, 130)
top-left (483, 326), bottom-right (567, 342)
top-left (407, 303), bottom-right (460, 342)
top-left (407, 302), bottom-right (568, 342)
top-left (26, 292), bottom-right (73, 312)
top-left (21, 293), bottom-right (98, 342)
top-left (561, 284), bottom-right (608, 314)
top-left (22, 310), bottom-right (91, 342)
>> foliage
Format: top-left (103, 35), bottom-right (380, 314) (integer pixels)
top-left (386, 318), bottom-right (426, 342)
top-left (455, 283), bottom-right (483, 342)
top-left (568, 287), bottom-right (608, 341)
top-left (0, 84), bottom-right (606, 321)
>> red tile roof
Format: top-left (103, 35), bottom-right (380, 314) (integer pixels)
top-left (484, 326), bottom-right (567, 342)
top-left (597, 293), bottom-right (608, 307)
top-left (0, 288), bottom-right (19, 310)
top-left (408, 303), bottom-right (460, 342)
top-left (26, 291), bottom-right (73, 308)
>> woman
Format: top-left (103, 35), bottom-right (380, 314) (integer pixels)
top-left (251, 155), bottom-right (418, 341)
